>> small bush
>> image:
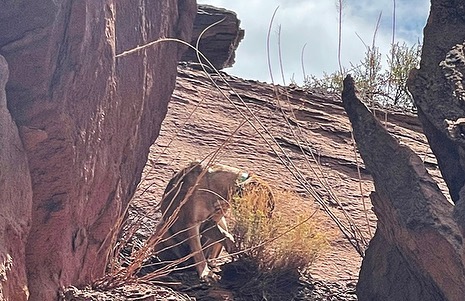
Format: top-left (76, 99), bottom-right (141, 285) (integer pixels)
top-left (225, 186), bottom-right (331, 300)
top-left (303, 41), bottom-right (421, 110)
top-left (230, 184), bottom-right (330, 274)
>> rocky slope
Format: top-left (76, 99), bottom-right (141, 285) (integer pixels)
top-left (133, 64), bottom-right (446, 289)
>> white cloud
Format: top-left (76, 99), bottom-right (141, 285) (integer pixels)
top-left (199, 0), bottom-right (430, 84)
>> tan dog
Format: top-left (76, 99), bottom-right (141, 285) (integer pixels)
top-left (154, 161), bottom-right (273, 280)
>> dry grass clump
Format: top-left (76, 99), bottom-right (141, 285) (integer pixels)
top-left (230, 184), bottom-right (331, 274)
top-left (224, 185), bottom-right (332, 300)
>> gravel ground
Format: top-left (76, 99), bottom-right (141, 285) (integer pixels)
top-left (61, 276), bottom-right (357, 301)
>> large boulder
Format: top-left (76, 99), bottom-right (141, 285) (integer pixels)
top-left (342, 1), bottom-right (465, 300)
top-left (0, 1), bottom-right (196, 300)
top-left (0, 56), bottom-right (32, 301)
top-left (407, 0), bottom-right (465, 205)
top-left (343, 75), bottom-right (465, 300)
top-left (181, 4), bottom-right (244, 70)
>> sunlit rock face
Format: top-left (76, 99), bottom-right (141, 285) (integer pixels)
top-left (0, 1), bottom-right (196, 300)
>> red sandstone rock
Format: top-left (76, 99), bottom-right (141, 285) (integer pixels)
top-left (343, 0), bottom-right (465, 300)
top-left (181, 4), bottom-right (244, 70)
top-left (343, 75), bottom-right (465, 300)
top-left (407, 0), bottom-right (465, 205)
top-left (134, 65), bottom-right (445, 286)
top-left (0, 55), bottom-right (32, 301)
top-left (0, 1), bottom-right (196, 300)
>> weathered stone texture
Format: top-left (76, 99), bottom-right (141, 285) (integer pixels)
top-left (0, 56), bottom-right (32, 301)
top-left (181, 4), bottom-right (244, 70)
top-left (343, 75), bottom-right (465, 301)
top-left (341, 1), bottom-right (465, 300)
top-left (0, 1), bottom-right (196, 300)
top-left (408, 0), bottom-right (465, 204)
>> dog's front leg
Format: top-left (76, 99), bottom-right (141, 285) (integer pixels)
top-left (216, 217), bottom-right (236, 253)
top-left (186, 225), bottom-right (218, 281)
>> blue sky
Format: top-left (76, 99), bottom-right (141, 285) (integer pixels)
top-left (199, 0), bottom-right (430, 84)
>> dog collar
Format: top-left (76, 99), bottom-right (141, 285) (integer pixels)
top-left (238, 172), bottom-right (249, 184)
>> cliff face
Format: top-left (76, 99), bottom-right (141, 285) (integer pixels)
top-left (344, 75), bottom-right (462, 300)
top-left (0, 1), bottom-right (196, 300)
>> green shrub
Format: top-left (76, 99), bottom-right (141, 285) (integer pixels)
top-left (303, 42), bottom-right (421, 110)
